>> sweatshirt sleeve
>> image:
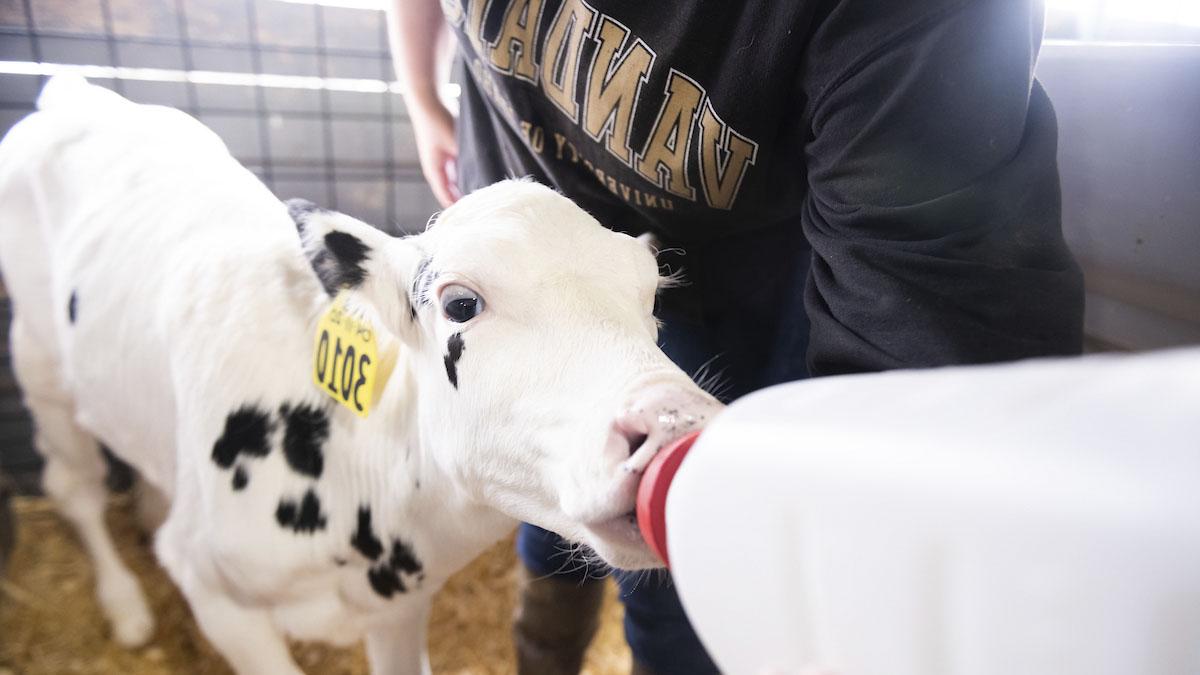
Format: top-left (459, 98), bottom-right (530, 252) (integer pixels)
top-left (798, 0), bottom-right (1084, 376)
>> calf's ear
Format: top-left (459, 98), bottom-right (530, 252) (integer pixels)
top-left (287, 199), bottom-right (422, 344)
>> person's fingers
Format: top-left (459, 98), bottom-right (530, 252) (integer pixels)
top-left (411, 104), bottom-right (459, 208)
top-left (424, 150), bottom-right (457, 208)
top-left (434, 124), bottom-right (460, 205)
top-left (443, 156), bottom-right (461, 203)
top-left (430, 179), bottom-right (455, 208)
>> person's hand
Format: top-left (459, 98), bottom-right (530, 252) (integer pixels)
top-left (409, 99), bottom-right (460, 208)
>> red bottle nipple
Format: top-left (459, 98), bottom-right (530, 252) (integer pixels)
top-left (636, 430), bottom-right (702, 567)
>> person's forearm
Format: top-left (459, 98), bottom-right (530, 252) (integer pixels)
top-left (386, 0), bottom-right (460, 206)
top-left (798, 1), bottom-right (1083, 376)
top-left (387, 0), bottom-right (446, 110)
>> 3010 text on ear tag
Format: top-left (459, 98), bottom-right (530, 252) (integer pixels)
top-left (312, 292), bottom-right (384, 418)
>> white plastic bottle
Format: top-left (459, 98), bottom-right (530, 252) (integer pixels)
top-left (638, 348), bottom-right (1200, 675)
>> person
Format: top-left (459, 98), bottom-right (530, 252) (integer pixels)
top-left (387, 1), bottom-right (1084, 673)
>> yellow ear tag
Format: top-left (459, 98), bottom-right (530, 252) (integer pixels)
top-left (312, 292), bottom-right (393, 418)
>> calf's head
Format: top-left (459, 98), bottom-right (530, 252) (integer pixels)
top-left (292, 180), bottom-right (720, 570)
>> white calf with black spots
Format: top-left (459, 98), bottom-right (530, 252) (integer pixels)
top-left (0, 76), bottom-right (721, 675)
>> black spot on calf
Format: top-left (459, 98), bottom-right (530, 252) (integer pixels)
top-left (231, 466), bottom-right (248, 491)
top-left (388, 539), bottom-right (423, 576)
top-left (444, 333), bottom-right (465, 389)
top-left (307, 232), bottom-right (371, 295)
top-left (366, 537), bottom-right (424, 598)
top-left (212, 406), bottom-right (273, 469)
top-left (67, 290), bottom-right (77, 324)
top-left (279, 403), bottom-right (329, 479)
top-left (367, 566), bottom-right (404, 598)
top-left (322, 231), bottom-right (370, 288)
top-left (350, 506), bottom-right (384, 560)
top-left (276, 501), bottom-right (296, 525)
top-left (276, 489), bottom-right (327, 533)
top-left (288, 199), bottom-right (374, 295)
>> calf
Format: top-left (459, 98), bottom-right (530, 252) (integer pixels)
top-left (0, 76), bottom-right (719, 674)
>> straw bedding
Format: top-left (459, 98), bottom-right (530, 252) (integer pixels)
top-left (0, 496), bottom-right (630, 674)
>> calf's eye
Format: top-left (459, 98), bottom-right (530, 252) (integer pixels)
top-left (440, 284), bottom-right (485, 323)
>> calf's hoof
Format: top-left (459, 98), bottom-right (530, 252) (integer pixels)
top-left (109, 601), bottom-right (155, 648)
top-left (111, 609), bottom-right (154, 648)
top-left (100, 575), bottom-right (155, 647)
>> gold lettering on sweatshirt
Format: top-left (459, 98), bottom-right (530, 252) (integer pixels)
top-left (635, 69), bottom-right (702, 200)
top-left (455, 0), bottom-right (759, 211)
top-left (697, 99), bottom-right (758, 210)
top-left (538, 0), bottom-right (597, 123)
top-left (488, 0), bottom-right (545, 82)
top-left (465, 0), bottom-right (491, 58)
top-left (582, 15), bottom-right (653, 166)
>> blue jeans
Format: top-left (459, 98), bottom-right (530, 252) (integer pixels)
top-left (517, 522), bottom-right (718, 674)
top-left (517, 233), bottom-right (813, 674)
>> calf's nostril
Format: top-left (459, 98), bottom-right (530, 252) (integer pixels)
top-left (625, 433), bottom-right (649, 457)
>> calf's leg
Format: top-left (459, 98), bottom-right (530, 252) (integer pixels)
top-left (10, 318), bottom-right (154, 647)
top-left (177, 571), bottom-right (304, 675)
top-left (156, 492), bottom-right (305, 675)
top-left (366, 601), bottom-right (433, 675)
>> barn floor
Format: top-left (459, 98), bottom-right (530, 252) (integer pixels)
top-left (0, 496), bottom-right (631, 674)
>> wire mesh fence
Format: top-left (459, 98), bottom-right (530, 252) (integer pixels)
top-left (0, 0), bottom-right (439, 489)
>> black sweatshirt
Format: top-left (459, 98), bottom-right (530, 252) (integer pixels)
top-left (446, 0), bottom-right (1084, 382)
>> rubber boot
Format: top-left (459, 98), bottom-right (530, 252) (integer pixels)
top-left (0, 473), bottom-right (13, 580)
top-left (513, 564), bottom-right (605, 675)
